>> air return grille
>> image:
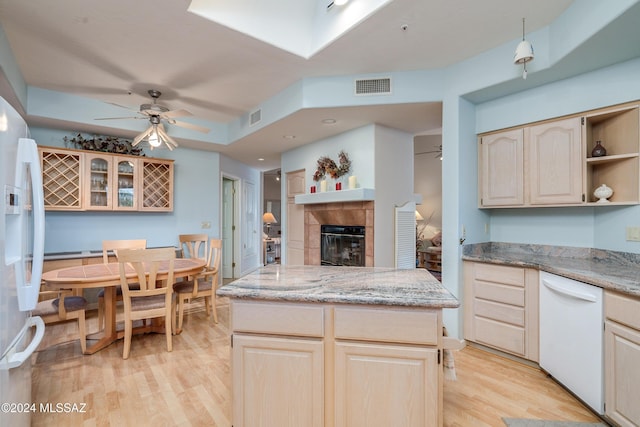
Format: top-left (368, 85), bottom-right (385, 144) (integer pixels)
top-left (250, 109), bottom-right (262, 126)
top-left (355, 77), bottom-right (392, 95)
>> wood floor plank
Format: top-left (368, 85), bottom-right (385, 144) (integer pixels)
top-left (31, 297), bottom-right (602, 426)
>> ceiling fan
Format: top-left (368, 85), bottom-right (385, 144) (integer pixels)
top-left (415, 144), bottom-right (443, 160)
top-left (95, 89), bottom-right (210, 150)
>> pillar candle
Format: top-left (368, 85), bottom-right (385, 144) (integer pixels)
top-left (320, 180), bottom-right (327, 192)
top-left (348, 175), bottom-right (357, 189)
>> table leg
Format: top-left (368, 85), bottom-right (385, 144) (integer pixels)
top-left (83, 286), bottom-right (118, 355)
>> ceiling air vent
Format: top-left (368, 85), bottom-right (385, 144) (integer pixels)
top-left (355, 77), bottom-right (392, 96)
top-left (250, 109), bottom-right (262, 126)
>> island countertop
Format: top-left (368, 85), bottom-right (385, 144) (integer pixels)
top-left (216, 265), bottom-right (459, 308)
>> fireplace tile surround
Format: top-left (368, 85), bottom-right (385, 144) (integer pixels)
top-left (304, 201), bottom-right (374, 266)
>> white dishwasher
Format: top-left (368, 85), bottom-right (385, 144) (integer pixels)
top-left (539, 271), bottom-right (603, 414)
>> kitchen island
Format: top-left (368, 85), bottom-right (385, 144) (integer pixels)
top-left (217, 265), bottom-right (458, 427)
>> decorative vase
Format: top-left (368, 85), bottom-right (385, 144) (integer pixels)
top-left (594, 184), bottom-right (613, 203)
top-left (591, 140), bottom-right (607, 157)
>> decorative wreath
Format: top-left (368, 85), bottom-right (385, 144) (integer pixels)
top-left (313, 150), bottom-right (351, 181)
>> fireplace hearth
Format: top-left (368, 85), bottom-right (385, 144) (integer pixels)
top-left (321, 225), bottom-right (365, 266)
top-left (304, 201), bottom-right (374, 266)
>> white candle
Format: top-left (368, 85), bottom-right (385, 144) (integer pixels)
top-left (348, 176), bottom-right (357, 189)
top-left (320, 180), bottom-right (327, 192)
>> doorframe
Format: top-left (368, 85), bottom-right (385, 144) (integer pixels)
top-left (221, 174), bottom-right (240, 280)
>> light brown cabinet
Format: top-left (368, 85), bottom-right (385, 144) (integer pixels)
top-left (229, 300), bottom-right (444, 427)
top-left (463, 261), bottom-right (539, 361)
top-left (39, 146), bottom-right (173, 212)
top-left (479, 101), bottom-right (640, 208)
top-left (479, 118), bottom-right (582, 207)
top-left (604, 291), bottom-right (640, 426)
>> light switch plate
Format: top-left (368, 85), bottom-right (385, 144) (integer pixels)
top-left (201, 221), bottom-right (211, 229)
top-left (625, 226), bottom-right (640, 241)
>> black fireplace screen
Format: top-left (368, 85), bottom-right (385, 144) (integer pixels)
top-left (320, 225), bottom-right (365, 266)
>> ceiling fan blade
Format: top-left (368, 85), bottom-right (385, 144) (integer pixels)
top-left (157, 124), bottom-right (178, 150)
top-left (106, 101), bottom-right (136, 110)
top-left (132, 127), bottom-right (153, 146)
top-left (95, 116), bottom-right (146, 121)
top-left (170, 120), bottom-right (210, 133)
top-left (162, 109), bottom-right (192, 119)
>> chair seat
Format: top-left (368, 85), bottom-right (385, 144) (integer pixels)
top-left (130, 294), bottom-right (169, 311)
top-left (33, 296), bottom-right (87, 316)
top-left (173, 280), bottom-right (212, 294)
top-left (97, 283), bottom-right (140, 298)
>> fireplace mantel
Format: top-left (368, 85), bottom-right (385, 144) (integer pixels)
top-left (294, 188), bottom-right (375, 205)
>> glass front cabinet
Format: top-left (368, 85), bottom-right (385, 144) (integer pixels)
top-left (84, 153), bottom-right (139, 211)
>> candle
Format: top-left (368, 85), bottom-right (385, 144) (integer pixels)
top-left (348, 176), bottom-right (357, 189)
top-left (320, 180), bottom-right (327, 192)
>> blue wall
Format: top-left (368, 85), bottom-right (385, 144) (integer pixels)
top-left (31, 127), bottom-right (222, 252)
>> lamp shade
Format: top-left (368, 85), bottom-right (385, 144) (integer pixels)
top-left (415, 210), bottom-right (424, 221)
top-left (263, 212), bottom-right (277, 224)
top-left (514, 40), bottom-right (534, 64)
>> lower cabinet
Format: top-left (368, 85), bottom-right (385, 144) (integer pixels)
top-left (334, 341), bottom-right (438, 427)
top-left (230, 300), bottom-right (444, 427)
top-left (232, 334), bottom-right (324, 427)
top-left (463, 261), bottom-right (539, 361)
top-left (604, 291), bottom-right (640, 426)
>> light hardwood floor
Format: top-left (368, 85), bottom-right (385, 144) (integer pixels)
top-left (31, 298), bottom-right (602, 427)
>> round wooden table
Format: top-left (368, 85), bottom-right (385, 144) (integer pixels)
top-left (42, 258), bottom-right (206, 354)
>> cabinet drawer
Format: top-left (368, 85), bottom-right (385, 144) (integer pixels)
top-left (606, 291), bottom-right (640, 330)
top-left (474, 281), bottom-right (525, 306)
top-left (474, 263), bottom-right (525, 287)
top-left (475, 317), bottom-right (525, 356)
top-left (475, 299), bottom-right (524, 326)
top-left (334, 306), bottom-right (439, 345)
top-left (231, 301), bottom-right (324, 337)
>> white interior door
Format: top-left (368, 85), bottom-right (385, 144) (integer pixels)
top-left (222, 178), bottom-right (236, 279)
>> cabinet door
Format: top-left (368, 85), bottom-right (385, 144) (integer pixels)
top-left (527, 117), bottom-right (582, 205)
top-left (334, 341), bottom-right (439, 427)
top-left (479, 129), bottom-right (524, 206)
top-left (139, 158), bottom-right (173, 211)
top-left (232, 334), bottom-right (324, 427)
top-left (84, 153), bottom-right (113, 210)
top-left (113, 157), bottom-right (138, 210)
top-left (605, 320), bottom-right (640, 426)
top-left (39, 147), bottom-right (83, 210)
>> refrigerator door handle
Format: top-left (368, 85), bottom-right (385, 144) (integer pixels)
top-left (0, 316), bottom-right (45, 370)
top-left (15, 138), bottom-right (45, 312)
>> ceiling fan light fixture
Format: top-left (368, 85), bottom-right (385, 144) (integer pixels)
top-left (514, 18), bottom-right (534, 79)
top-left (148, 125), bottom-right (161, 147)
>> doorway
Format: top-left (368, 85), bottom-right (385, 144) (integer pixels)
top-left (222, 176), bottom-right (238, 279)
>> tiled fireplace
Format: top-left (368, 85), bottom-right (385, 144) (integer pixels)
top-left (304, 201), bottom-right (374, 266)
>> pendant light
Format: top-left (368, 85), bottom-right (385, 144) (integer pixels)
top-left (514, 18), bottom-right (534, 79)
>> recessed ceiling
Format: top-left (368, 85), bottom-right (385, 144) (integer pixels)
top-left (0, 0), bottom-right (573, 169)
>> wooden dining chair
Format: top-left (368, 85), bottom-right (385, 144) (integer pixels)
top-left (179, 233), bottom-right (208, 260)
top-left (117, 247), bottom-right (175, 359)
top-left (174, 238), bottom-right (222, 331)
top-left (32, 286), bottom-right (87, 354)
top-left (97, 239), bottom-right (146, 331)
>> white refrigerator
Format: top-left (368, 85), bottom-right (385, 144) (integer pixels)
top-left (0, 96), bottom-right (46, 426)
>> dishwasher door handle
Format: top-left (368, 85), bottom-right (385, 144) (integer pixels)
top-left (542, 278), bottom-right (597, 302)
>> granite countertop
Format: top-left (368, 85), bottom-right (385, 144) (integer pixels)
top-left (216, 265), bottom-right (459, 308)
top-left (462, 242), bottom-right (640, 298)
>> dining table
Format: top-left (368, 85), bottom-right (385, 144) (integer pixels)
top-left (41, 257), bottom-right (206, 354)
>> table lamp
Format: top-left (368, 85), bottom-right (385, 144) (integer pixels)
top-left (263, 212), bottom-right (277, 238)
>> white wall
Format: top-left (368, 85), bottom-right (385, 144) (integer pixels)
top-left (374, 125), bottom-right (415, 267)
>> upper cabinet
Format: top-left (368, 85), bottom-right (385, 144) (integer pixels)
top-left (479, 101), bottom-right (640, 208)
top-left (479, 129), bottom-right (524, 207)
top-left (39, 146), bottom-right (173, 212)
